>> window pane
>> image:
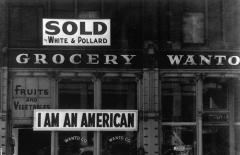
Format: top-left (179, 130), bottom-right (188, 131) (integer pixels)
top-left (102, 78), bottom-right (136, 109)
top-left (58, 79), bottom-right (94, 155)
top-left (101, 78), bottom-right (137, 155)
top-left (59, 79), bottom-right (93, 109)
top-left (162, 126), bottom-right (196, 155)
top-left (58, 131), bottom-right (94, 155)
top-left (203, 126), bottom-right (229, 155)
top-left (51, 0), bottom-right (74, 18)
top-left (235, 126), bottom-right (240, 154)
top-left (9, 6), bottom-right (42, 47)
top-left (203, 78), bottom-right (228, 110)
top-left (162, 78), bottom-right (196, 122)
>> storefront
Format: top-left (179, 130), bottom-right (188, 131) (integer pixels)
top-left (8, 49), bottom-right (142, 155)
top-left (7, 48), bottom-right (240, 155)
top-left (159, 51), bottom-right (240, 155)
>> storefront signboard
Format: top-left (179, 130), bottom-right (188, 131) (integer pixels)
top-left (159, 51), bottom-right (240, 69)
top-left (12, 78), bottom-right (52, 121)
top-left (33, 109), bottom-right (138, 131)
top-left (42, 19), bottom-right (110, 46)
top-left (8, 49), bottom-right (141, 69)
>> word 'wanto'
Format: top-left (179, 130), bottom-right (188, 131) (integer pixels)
top-left (167, 54), bottom-right (240, 66)
top-left (16, 54), bottom-right (136, 65)
top-left (36, 112), bottom-right (136, 129)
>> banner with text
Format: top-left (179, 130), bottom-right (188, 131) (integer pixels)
top-left (43, 19), bottom-right (110, 46)
top-left (34, 109), bottom-right (138, 131)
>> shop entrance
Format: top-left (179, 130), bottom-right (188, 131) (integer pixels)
top-left (18, 129), bottom-right (51, 155)
top-left (161, 77), bottom-right (233, 155)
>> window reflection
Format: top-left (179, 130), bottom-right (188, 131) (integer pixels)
top-left (162, 78), bottom-right (196, 122)
top-left (58, 132), bottom-right (94, 155)
top-left (203, 126), bottom-right (229, 155)
top-left (162, 126), bottom-right (196, 155)
top-left (101, 78), bottom-right (137, 155)
top-left (58, 79), bottom-right (94, 155)
top-left (203, 78), bottom-right (228, 110)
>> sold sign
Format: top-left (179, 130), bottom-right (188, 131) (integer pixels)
top-left (42, 19), bottom-right (111, 46)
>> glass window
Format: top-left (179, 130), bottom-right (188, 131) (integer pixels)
top-left (101, 78), bottom-right (137, 155)
top-left (203, 78), bottom-right (228, 111)
top-left (162, 126), bottom-right (196, 155)
top-left (162, 78), bottom-right (196, 122)
top-left (203, 126), bottom-right (229, 155)
top-left (51, 0), bottom-right (75, 18)
top-left (58, 79), bottom-right (94, 155)
top-left (58, 131), bottom-right (94, 155)
top-left (9, 6), bottom-right (42, 47)
top-left (235, 127), bottom-right (240, 154)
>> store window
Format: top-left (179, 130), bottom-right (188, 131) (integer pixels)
top-left (202, 78), bottom-right (230, 155)
top-left (101, 78), bottom-right (137, 155)
top-left (58, 79), bottom-right (94, 155)
top-left (9, 5), bottom-right (43, 47)
top-left (162, 78), bottom-right (196, 122)
top-left (161, 78), bottom-right (196, 155)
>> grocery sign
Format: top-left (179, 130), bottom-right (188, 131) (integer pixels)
top-left (33, 109), bottom-right (138, 131)
top-left (42, 19), bottom-right (111, 46)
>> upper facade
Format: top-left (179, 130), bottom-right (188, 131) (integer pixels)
top-left (3, 0), bottom-right (240, 50)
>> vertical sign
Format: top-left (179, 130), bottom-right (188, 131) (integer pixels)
top-left (12, 78), bottom-right (52, 122)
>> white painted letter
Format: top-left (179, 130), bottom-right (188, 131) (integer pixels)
top-left (167, 55), bottom-right (183, 65)
top-left (70, 54), bottom-right (82, 64)
top-left (34, 54), bottom-right (48, 64)
top-left (104, 55), bottom-right (118, 64)
top-left (228, 56), bottom-right (240, 65)
top-left (87, 54), bottom-right (99, 64)
top-left (183, 55), bottom-right (197, 65)
top-left (52, 54), bottom-right (65, 64)
top-left (16, 54), bottom-right (30, 64)
top-left (200, 55), bottom-right (212, 65)
top-left (121, 55), bottom-right (136, 65)
top-left (214, 55), bottom-right (226, 65)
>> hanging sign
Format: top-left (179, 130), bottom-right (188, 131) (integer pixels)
top-left (42, 18), bottom-right (111, 46)
top-left (34, 109), bottom-right (138, 131)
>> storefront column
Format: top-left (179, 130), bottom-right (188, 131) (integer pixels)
top-left (229, 79), bottom-right (235, 155)
top-left (136, 74), bottom-right (144, 148)
top-left (93, 73), bottom-right (102, 155)
top-left (142, 69), bottom-right (159, 155)
top-left (196, 75), bottom-right (203, 155)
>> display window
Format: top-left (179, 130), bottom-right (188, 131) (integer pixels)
top-left (161, 78), bottom-right (196, 155)
top-left (202, 78), bottom-right (230, 155)
top-left (101, 78), bottom-right (137, 155)
top-left (58, 78), bottom-right (94, 155)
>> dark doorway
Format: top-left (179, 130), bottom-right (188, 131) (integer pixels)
top-left (18, 129), bottom-right (51, 155)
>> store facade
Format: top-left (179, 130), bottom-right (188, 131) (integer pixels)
top-left (7, 49), bottom-right (240, 155)
top-left (1, 0), bottom-right (240, 155)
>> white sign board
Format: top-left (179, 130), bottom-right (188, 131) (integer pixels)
top-left (34, 109), bottom-right (138, 131)
top-left (0, 147), bottom-right (2, 155)
top-left (12, 78), bottom-right (52, 121)
top-left (42, 19), bottom-right (111, 46)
